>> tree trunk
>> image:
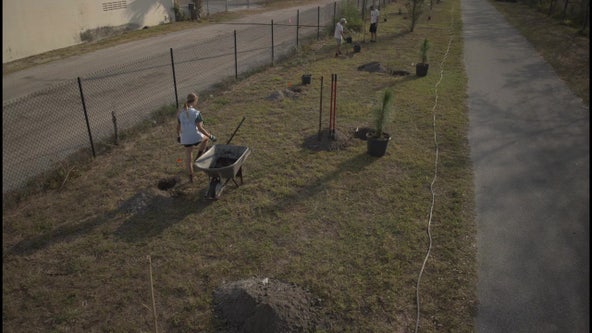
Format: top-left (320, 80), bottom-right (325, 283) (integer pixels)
top-left (548, 0), bottom-right (557, 16)
top-left (580, 0), bottom-right (590, 32)
top-left (409, 0), bottom-right (424, 32)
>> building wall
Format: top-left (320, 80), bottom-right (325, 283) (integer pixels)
top-left (3, 0), bottom-right (174, 63)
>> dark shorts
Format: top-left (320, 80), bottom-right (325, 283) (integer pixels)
top-left (370, 23), bottom-right (377, 33)
top-left (183, 141), bottom-right (201, 147)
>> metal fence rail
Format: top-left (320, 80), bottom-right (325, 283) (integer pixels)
top-left (2, 0), bottom-right (389, 194)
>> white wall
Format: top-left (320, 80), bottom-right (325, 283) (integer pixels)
top-left (3, 0), bottom-right (174, 63)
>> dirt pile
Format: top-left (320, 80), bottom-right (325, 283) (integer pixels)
top-left (213, 278), bottom-right (321, 333)
top-left (358, 62), bottom-right (411, 76)
top-left (357, 61), bottom-right (388, 73)
top-left (302, 128), bottom-right (355, 151)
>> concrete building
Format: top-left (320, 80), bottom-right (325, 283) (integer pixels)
top-left (3, 0), bottom-right (175, 63)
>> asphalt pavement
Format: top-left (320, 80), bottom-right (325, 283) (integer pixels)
top-left (2, 0), bottom-right (336, 103)
top-left (461, 0), bottom-right (590, 331)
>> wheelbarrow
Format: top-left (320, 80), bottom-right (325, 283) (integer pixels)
top-left (194, 117), bottom-right (250, 200)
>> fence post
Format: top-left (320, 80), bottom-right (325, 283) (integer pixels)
top-left (362, 0), bottom-right (367, 19)
top-left (112, 110), bottom-right (119, 145)
top-left (77, 77), bottom-right (96, 158)
top-left (234, 30), bottom-right (238, 79)
top-left (271, 20), bottom-right (275, 66)
top-left (333, 2), bottom-right (337, 25)
top-left (296, 9), bottom-right (300, 47)
top-left (317, 6), bottom-right (321, 40)
top-left (170, 48), bottom-right (179, 109)
top-left (318, 75), bottom-right (324, 140)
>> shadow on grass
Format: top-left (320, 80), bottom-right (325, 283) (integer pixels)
top-left (5, 185), bottom-right (214, 255)
top-left (5, 213), bottom-right (118, 257)
top-left (258, 150), bottom-right (378, 215)
top-left (114, 188), bottom-right (215, 243)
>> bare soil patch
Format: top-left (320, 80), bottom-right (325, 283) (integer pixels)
top-left (302, 128), bottom-right (356, 151)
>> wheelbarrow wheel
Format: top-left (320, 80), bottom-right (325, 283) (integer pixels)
top-left (206, 177), bottom-right (220, 200)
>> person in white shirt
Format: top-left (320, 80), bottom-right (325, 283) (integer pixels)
top-left (334, 18), bottom-right (347, 57)
top-left (369, 5), bottom-right (380, 42)
top-left (176, 93), bottom-right (216, 183)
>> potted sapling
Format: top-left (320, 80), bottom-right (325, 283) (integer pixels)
top-left (416, 38), bottom-right (430, 77)
top-left (366, 89), bottom-right (394, 157)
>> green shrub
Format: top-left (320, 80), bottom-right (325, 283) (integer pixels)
top-left (338, 0), bottom-right (363, 32)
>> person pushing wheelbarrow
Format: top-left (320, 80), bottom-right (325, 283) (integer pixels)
top-left (176, 92), bottom-right (217, 183)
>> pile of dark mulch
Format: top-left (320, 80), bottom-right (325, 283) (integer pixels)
top-left (266, 86), bottom-right (304, 101)
top-left (357, 61), bottom-right (389, 73)
top-left (302, 128), bottom-right (356, 151)
top-left (358, 61), bottom-right (410, 76)
top-left (213, 278), bottom-right (322, 333)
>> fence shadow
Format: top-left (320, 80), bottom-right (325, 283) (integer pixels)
top-left (114, 187), bottom-right (215, 243)
top-left (4, 185), bottom-right (213, 256)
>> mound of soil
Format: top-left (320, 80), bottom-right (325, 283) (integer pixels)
top-left (353, 127), bottom-right (374, 141)
top-left (157, 176), bottom-right (179, 190)
top-left (266, 86), bottom-right (304, 101)
top-left (357, 61), bottom-right (388, 73)
top-left (118, 188), bottom-right (173, 214)
top-left (213, 278), bottom-right (321, 333)
top-left (358, 62), bottom-right (410, 77)
top-left (302, 128), bottom-right (356, 151)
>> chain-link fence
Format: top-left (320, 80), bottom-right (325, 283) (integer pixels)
top-left (3, 0), bottom-right (389, 195)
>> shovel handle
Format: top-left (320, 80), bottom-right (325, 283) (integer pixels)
top-left (226, 116), bottom-right (246, 145)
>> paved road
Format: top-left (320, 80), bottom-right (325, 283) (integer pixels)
top-left (462, 0), bottom-right (590, 331)
top-left (2, 0), bottom-right (336, 102)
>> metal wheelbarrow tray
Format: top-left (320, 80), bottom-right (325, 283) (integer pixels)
top-left (194, 144), bottom-right (251, 199)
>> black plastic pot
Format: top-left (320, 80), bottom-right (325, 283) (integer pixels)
top-left (353, 44), bottom-right (361, 53)
top-left (366, 132), bottom-right (391, 157)
top-left (416, 63), bottom-right (429, 77)
top-left (301, 74), bottom-right (312, 85)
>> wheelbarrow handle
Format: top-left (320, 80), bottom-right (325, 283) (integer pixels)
top-left (226, 116), bottom-right (246, 145)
